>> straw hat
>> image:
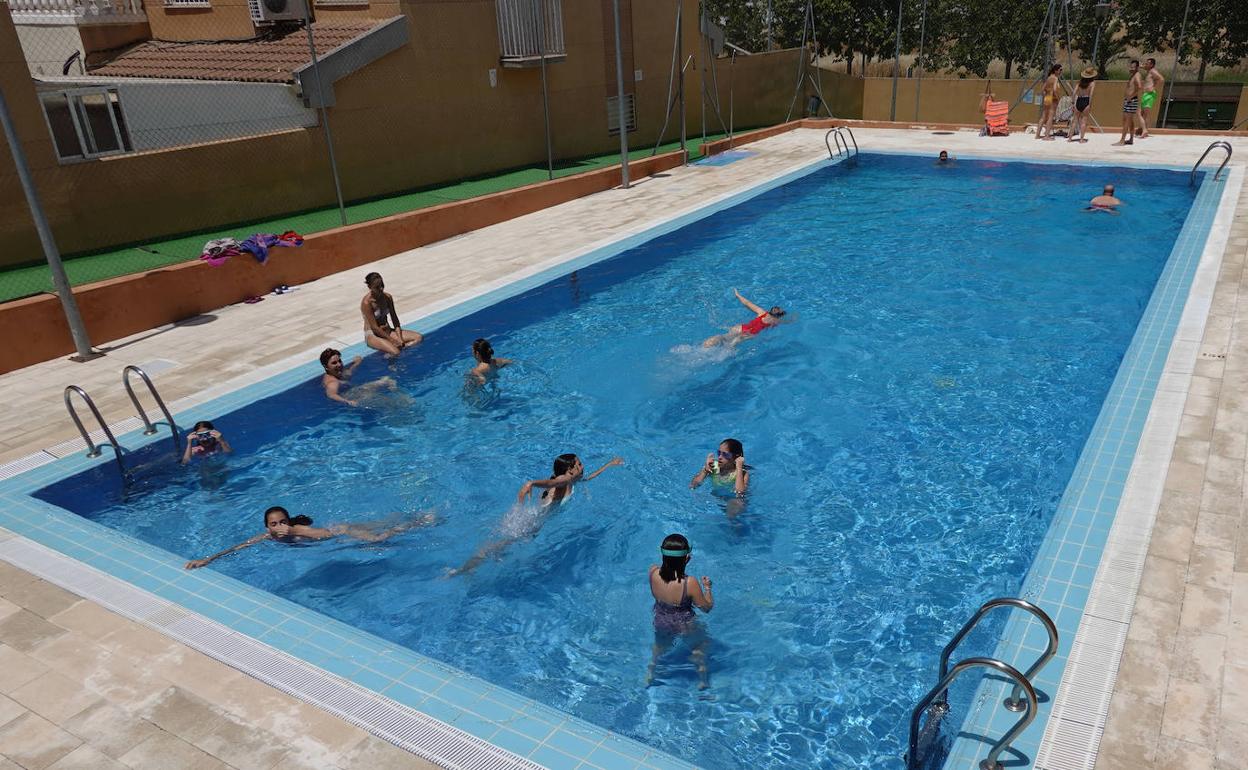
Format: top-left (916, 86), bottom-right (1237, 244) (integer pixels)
top-left (1081, 67), bottom-right (1098, 79)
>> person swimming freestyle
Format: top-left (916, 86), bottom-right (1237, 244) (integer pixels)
top-left (184, 506), bottom-right (431, 569)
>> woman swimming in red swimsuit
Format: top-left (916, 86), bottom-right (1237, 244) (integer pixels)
top-left (701, 289), bottom-right (787, 347)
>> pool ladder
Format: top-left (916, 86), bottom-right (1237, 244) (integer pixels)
top-left (1190, 141), bottom-right (1232, 186)
top-left (64, 365), bottom-right (181, 476)
top-left (824, 127), bottom-right (859, 160)
top-left (906, 597), bottom-right (1058, 770)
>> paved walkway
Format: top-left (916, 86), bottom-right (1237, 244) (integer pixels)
top-left (1, 126), bottom-right (1245, 768)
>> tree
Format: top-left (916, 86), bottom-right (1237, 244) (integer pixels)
top-left (1121, 0), bottom-right (1248, 81)
top-left (924, 0), bottom-right (1049, 78)
top-left (1068, 1), bottom-right (1135, 78)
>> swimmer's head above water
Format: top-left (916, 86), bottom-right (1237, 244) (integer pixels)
top-left (320, 348), bottom-right (344, 376)
top-left (472, 338), bottom-right (494, 363)
top-left (767, 306), bottom-right (786, 321)
top-left (938, 150), bottom-right (949, 162)
top-left (658, 533), bottom-right (692, 582)
top-left (717, 438), bottom-right (743, 466)
top-left (552, 453), bottom-right (584, 480)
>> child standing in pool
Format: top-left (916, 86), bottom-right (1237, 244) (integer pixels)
top-left (180, 420), bottom-right (232, 464)
top-left (467, 338), bottom-right (512, 384)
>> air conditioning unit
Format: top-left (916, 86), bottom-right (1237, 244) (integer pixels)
top-left (249, 0), bottom-right (306, 23)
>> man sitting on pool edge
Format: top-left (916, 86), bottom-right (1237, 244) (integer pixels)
top-left (1086, 185), bottom-right (1122, 214)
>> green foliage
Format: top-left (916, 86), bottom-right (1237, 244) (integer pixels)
top-left (701, 0), bottom-right (1246, 81)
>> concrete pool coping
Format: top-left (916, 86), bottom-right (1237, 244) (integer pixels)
top-left (0, 128), bottom-right (1245, 770)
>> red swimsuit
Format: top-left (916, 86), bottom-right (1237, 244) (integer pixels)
top-left (739, 313), bottom-right (769, 336)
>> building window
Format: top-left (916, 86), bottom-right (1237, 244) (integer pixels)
top-left (606, 93), bottom-right (636, 135)
top-left (495, 0), bottom-right (565, 68)
top-left (40, 88), bottom-right (134, 161)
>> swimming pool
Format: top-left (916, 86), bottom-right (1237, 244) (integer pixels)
top-left (22, 153), bottom-right (1213, 768)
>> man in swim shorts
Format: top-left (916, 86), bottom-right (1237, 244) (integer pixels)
top-left (1138, 57), bottom-right (1162, 137)
top-left (1115, 61), bottom-right (1143, 147)
top-left (1086, 184), bottom-right (1122, 214)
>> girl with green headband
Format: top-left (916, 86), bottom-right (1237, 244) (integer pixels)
top-left (646, 533), bottom-right (714, 688)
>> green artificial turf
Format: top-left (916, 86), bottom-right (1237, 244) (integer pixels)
top-left (1, 133), bottom-right (732, 303)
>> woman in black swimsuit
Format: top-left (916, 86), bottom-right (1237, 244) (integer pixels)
top-left (1070, 68), bottom-right (1097, 143)
top-left (645, 533), bottom-right (714, 688)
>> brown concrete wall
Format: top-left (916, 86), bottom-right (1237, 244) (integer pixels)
top-left (146, 0), bottom-right (255, 42)
top-left (79, 21), bottom-right (152, 57)
top-left (0, 150), bottom-right (685, 373)
top-left (0, 0), bottom-right (800, 273)
top-left (864, 77), bottom-right (1138, 130)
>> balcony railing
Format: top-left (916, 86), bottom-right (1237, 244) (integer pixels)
top-left (495, 0), bottom-right (565, 68)
top-left (8, 0), bottom-right (146, 23)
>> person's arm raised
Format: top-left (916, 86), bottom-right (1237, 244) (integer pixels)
top-left (733, 289), bottom-right (767, 316)
top-left (585, 457), bottom-right (623, 481)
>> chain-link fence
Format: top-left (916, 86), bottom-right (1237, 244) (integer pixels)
top-left (1, 0), bottom-right (1244, 307)
top-left (1, 0), bottom-right (804, 306)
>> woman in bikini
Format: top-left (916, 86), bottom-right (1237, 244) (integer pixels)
top-left (184, 506), bottom-right (433, 569)
top-left (1069, 68), bottom-right (1097, 143)
top-left (645, 533), bottom-right (714, 688)
top-left (702, 289), bottom-right (787, 348)
top-left (1036, 64), bottom-right (1062, 141)
top-left (361, 272), bottom-right (423, 357)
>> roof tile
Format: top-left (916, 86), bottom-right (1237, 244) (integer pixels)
top-left (88, 20), bottom-right (383, 83)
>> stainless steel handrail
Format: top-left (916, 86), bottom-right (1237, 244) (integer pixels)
top-left (1190, 141), bottom-right (1232, 186)
top-left (122, 365), bottom-right (180, 454)
top-left (936, 597), bottom-right (1058, 712)
top-left (908, 657), bottom-right (1037, 770)
top-left (823, 127), bottom-right (859, 159)
top-left (63, 386), bottom-right (125, 475)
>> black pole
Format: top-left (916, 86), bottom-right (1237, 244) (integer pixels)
top-left (889, 0), bottom-right (903, 121)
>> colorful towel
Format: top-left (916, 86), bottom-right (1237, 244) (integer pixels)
top-left (238, 231), bottom-right (305, 264)
top-left (200, 238), bottom-right (241, 267)
top-left (984, 100), bottom-right (1010, 136)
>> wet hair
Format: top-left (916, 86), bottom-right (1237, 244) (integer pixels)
top-left (768, 306), bottom-right (786, 318)
top-left (552, 453), bottom-right (580, 478)
top-left (1146, 57), bottom-right (1156, 67)
top-left (319, 348), bottom-right (340, 368)
top-left (1103, 184), bottom-right (1115, 195)
top-left (264, 506), bottom-right (312, 527)
top-left (364, 272), bottom-right (383, 288)
top-left (1048, 63), bottom-right (1062, 76)
top-left (472, 338), bottom-right (494, 362)
top-left (938, 150), bottom-right (948, 158)
top-left (720, 438), bottom-right (744, 458)
top-left (192, 420), bottom-right (214, 432)
top-left (658, 533), bottom-right (691, 583)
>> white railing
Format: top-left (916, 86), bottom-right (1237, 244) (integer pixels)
top-left (495, 0), bottom-right (564, 64)
top-left (8, 0), bottom-right (146, 22)
top-left (163, 0), bottom-right (210, 6)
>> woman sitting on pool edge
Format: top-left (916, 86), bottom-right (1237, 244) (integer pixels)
top-left (180, 420), bottom-right (232, 464)
top-left (468, 338), bottom-right (512, 384)
top-left (320, 348), bottom-right (396, 406)
top-left (646, 533), bottom-right (714, 688)
top-left (361, 272), bottom-right (423, 357)
top-left (702, 289), bottom-right (787, 347)
top-left (184, 506), bottom-right (433, 569)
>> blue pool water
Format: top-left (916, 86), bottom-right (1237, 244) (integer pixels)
top-left (38, 154), bottom-right (1200, 768)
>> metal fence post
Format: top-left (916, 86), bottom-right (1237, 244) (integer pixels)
top-left (612, 0), bottom-right (630, 188)
top-left (304, 4), bottom-right (347, 226)
top-left (0, 83), bottom-right (95, 360)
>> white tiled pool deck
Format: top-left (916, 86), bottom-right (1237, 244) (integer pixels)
top-left (0, 126), bottom-right (1244, 769)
